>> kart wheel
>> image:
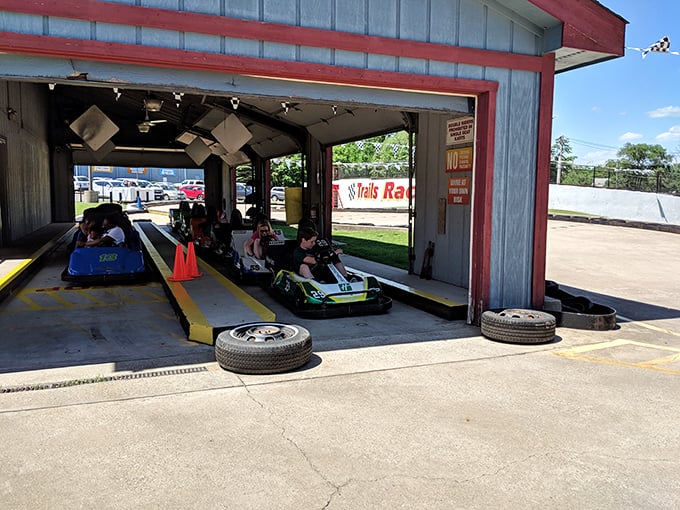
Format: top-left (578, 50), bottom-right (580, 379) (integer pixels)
top-left (197, 194), bottom-right (204, 201)
top-left (271, 195), bottom-right (279, 202)
top-left (481, 308), bottom-right (556, 344)
top-left (215, 323), bottom-right (312, 374)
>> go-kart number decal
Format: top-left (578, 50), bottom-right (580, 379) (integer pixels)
top-left (309, 290), bottom-right (326, 299)
top-left (99, 253), bottom-right (119, 262)
top-left (338, 283), bottom-right (352, 292)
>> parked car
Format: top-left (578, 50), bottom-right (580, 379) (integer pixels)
top-left (92, 179), bottom-right (127, 198)
top-left (157, 183), bottom-right (185, 200)
top-left (270, 186), bottom-right (285, 202)
top-left (179, 184), bottom-right (205, 200)
top-left (180, 179), bottom-right (205, 187)
top-left (236, 182), bottom-right (253, 202)
top-left (115, 178), bottom-right (163, 201)
top-left (74, 175), bottom-right (89, 191)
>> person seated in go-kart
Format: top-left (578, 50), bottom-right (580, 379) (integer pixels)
top-left (244, 218), bottom-right (279, 259)
top-left (294, 227), bottom-right (356, 282)
top-left (84, 213), bottom-right (127, 248)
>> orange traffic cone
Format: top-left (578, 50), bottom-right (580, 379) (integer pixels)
top-left (185, 241), bottom-right (202, 278)
top-left (167, 243), bottom-right (192, 281)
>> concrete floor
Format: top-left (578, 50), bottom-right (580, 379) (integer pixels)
top-left (0, 217), bottom-right (679, 509)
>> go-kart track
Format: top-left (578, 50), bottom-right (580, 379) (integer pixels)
top-left (0, 213), bottom-right (470, 373)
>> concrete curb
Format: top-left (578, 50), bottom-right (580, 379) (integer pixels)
top-left (548, 214), bottom-right (680, 234)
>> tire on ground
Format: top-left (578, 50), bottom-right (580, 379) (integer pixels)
top-left (215, 322), bottom-right (312, 374)
top-left (481, 308), bottom-right (556, 344)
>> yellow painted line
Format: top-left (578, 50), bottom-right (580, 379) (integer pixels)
top-left (554, 339), bottom-right (680, 375)
top-left (44, 291), bottom-right (74, 308)
top-left (16, 292), bottom-right (42, 311)
top-left (152, 223), bottom-right (276, 322)
top-left (628, 319), bottom-right (680, 338)
top-left (347, 266), bottom-right (465, 307)
top-left (198, 256), bottom-right (276, 322)
top-left (638, 352), bottom-right (680, 368)
top-left (0, 225), bottom-right (76, 292)
top-left (75, 290), bottom-right (108, 305)
top-left (136, 224), bottom-right (214, 345)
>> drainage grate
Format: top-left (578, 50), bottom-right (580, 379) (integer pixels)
top-left (1, 366), bottom-right (209, 393)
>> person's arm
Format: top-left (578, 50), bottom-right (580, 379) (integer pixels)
top-left (253, 238), bottom-right (263, 259)
top-left (243, 238), bottom-right (254, 256)
top-left (85, 235), bottom-right (112, 247)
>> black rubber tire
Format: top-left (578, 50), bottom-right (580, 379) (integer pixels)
top-left (197, 194), bottom-right (204, 201)
top-left (215, 323), bottom-right (312, 374)
top-left (481, 308), bottom-right (556, 344)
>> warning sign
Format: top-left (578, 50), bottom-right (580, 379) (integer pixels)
top-left (448, 176), bottom-right (470, 205)
top-left (446, 147), bottom-right (473, 172)
top-left (446, 116), bottom-right (474, 145)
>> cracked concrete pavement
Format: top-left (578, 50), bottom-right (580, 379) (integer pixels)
top-left (1, 219), bottom-right (680, 508)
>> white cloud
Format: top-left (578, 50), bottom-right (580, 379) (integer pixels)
top-left (655, 125), bottom-right (680, 142)
top-left (591, 106), bottom-right (603, 113)
top-left (647, 106), bottom-right (680, 118)
top-left (580, 150), bottom-right (618, 165)
top-left (618, 132), bottom-right (643, 141)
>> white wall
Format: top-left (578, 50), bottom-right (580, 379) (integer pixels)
top-left (549, 185), bottom-right (680, 225)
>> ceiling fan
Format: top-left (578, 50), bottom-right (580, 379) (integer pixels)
top-left (137, 108), bottom-right (167, 133)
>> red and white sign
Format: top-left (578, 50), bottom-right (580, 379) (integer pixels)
top-left (446, 147), bottom-right (473, 172)
top-left (332, 178), bottom-right (414, 209)
top-left (448, 176), bottom-right (470, 205)
top-left (446, 116), bottom-right (475, 145)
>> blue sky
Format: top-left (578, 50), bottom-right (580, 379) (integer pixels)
top-left (552, 0), bottom-right (680, 165)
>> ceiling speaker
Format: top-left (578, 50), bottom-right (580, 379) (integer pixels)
top-left (69, 105), bottom-right (119, 152)
top-left (211, 114), bottom-right (252, 154)
top-left (185, 137), bottom-right (212, 165)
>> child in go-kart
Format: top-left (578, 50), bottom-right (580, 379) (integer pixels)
top-left (294, 227), bottom-right (356, 282)
top-left (244, 218), bottom-right (279, 260)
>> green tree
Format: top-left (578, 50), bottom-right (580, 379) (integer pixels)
top-left (612, 142), bottom-right (672, 170)
top-left (550, 135), bottom-right (577, 183)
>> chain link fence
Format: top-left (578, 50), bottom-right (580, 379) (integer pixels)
top-left (551, 164), bottom-right (680, 195)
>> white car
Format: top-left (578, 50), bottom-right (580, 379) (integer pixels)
top-left (157, 183), bottom-right (185, 200)
top-left (74, 175), bottom-right (89, 191)
top-left (116, 178), bottom-right (164, 201)
top-left (270, 186), bottom-right (285, 202)
top-left (92, 179), bottom-right (127, 197)
top-left (180, 179), bottom-right (205, 187)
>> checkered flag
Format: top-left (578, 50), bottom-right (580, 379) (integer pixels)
top-left (348, 183), bottom-right (357, 201)
top-left (628, 36), bottom-right (680, 58)
top-left (643, 36), bottom-right (670, 58)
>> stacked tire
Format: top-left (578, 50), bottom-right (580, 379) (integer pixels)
top-left (481, 309), bottom-right (556, 344)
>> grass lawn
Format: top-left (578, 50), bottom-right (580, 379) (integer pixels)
top-left (277, 225), bottom-right (409, 270)
top-left (74, 202), bottom-right (99, 217)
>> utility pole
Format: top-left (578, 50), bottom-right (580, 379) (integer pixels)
top-left (555, 135), bottom-right (567, 185)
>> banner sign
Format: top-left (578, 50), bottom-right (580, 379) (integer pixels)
top-left (448, 176), bottom-right (470, 205)
top-left (332, 178), bottom-right (414, 209)
top-left (446, 147), bottom-right (473, 172)
top-left (446, 116), bottom-right (474, 145)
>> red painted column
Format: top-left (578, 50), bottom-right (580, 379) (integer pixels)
top-left (469, 90), bottom-right (497, 324)
top-left (531, 53), bottom-right (556, 309)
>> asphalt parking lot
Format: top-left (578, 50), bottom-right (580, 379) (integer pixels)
top-left (1, 216), bottom-right (679, 508)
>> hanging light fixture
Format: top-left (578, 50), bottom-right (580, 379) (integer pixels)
top-left (143, 95), bottom-right (163, 112)
top-left (173, 92), bottom-right (184, 108)
top-left (281, 101), bottom-right (290, 114)
top-left (230, 96), bottom-right (240, 110)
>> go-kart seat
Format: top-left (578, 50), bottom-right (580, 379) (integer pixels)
top-left (125, 229), bottom-right (142, 251)
top-left (266, 239), bottom-right (298, 273)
